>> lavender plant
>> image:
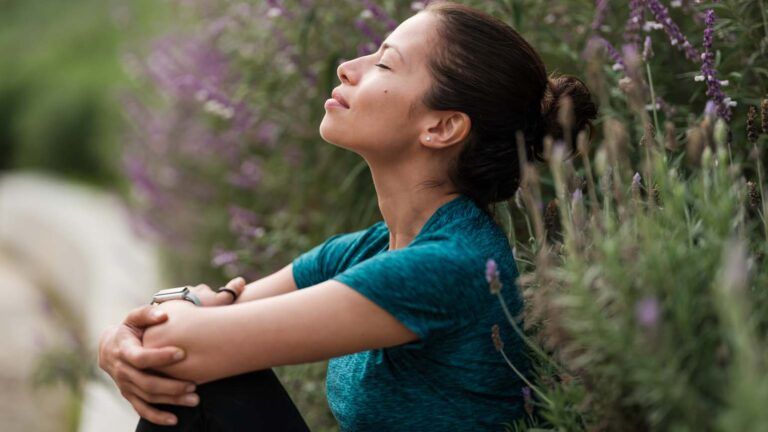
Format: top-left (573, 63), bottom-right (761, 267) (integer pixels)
top-left (485, 1), bottom-right (768, 430)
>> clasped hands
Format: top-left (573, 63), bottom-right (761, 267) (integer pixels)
top-left (97, 277), bottom-right (246, 426)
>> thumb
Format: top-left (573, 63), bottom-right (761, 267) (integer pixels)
top-left (124, 305), bottom-right (168, 329)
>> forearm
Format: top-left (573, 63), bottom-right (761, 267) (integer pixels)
top-left (142, 289), bottom-right (329, 385)
top-left (142, 300), bottom-right (280, 384)
top-left (234, 264), bottom-right (297, 304)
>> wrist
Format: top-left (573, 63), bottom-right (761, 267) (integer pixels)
top-left (98, 325), bottom-right (119, 371)
top-left (151, 286), bottom-right (202, 306)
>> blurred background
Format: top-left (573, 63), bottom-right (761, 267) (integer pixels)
top-left (1, 0), bottom-right (766, 431)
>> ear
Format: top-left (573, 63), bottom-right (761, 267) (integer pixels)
top-left (420, 111), bottom-right (471, 150)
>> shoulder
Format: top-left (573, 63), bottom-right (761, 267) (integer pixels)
top-left (362, 236), bottom-right (489, 294)
top-left (314, 220), bottom-right (386, 252)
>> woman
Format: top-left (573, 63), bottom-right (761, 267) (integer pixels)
top-left (98, 1), bottom-right (597, 430)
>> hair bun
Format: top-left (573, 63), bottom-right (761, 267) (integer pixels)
top-left (539, 74), bottom-right (598, 146)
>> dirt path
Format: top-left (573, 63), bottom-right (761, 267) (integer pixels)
top-left (0, 171), bottom-right (164, 432)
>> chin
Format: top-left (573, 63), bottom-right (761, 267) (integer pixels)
top-left (318, 121), bottom-right (347, 149)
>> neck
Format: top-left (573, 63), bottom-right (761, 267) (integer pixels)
top-left (366, 158), bottom-right (459, 251)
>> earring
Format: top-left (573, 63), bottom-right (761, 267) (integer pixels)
top-left (426, 136), bottom-right (432, 141)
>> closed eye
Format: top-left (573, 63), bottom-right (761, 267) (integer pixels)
top-left (375, 63), bottom-right (391, 70)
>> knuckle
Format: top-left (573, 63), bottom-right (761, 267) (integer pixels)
top-left (131, 356), bottom-right (147, 369)
top-left (143, 379), bottom-right (160, 394)
top-left (143, 408), bottom-right (166, 424)
top-left (136, 406), bottom-right (154, 420)
top-left (113, 363), bottom-right (126, 380)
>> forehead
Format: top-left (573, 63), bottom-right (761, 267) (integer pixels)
top-left (384, 12), bottom-right (436, 58)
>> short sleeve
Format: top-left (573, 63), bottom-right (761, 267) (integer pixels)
top-left (331, 241), bottom-right (484, 349)
top-left (291, 227), bottom-right (372, 289)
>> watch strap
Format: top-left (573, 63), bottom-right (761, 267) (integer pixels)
top-left (183, 290), bottom-right (202, 306)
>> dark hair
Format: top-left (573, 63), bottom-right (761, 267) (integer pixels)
top-left (420, 1), bottom-right (598, 215)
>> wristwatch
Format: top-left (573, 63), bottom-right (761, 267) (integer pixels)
top-left (151, 286), bottom-right (202, 306)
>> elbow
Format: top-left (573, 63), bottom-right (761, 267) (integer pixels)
top-left (142, 321), bottom-right (178, 350)
top-left (142, 301), bottom-right (197, 350)
top-left (142, 303), bottom-right (209, 382)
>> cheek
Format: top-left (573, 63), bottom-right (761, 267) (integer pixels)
top-left (357, 88), bottom-right (410, 122)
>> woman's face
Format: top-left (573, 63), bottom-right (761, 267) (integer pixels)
top-left (319, 11), bottom-right (438, 162)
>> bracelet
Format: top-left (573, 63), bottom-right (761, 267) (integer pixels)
top-left (218, 287), bottom-right (238, 302)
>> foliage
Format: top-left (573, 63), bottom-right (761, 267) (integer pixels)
top-left (0, 0), bottom-right (172, 186)
top-left (489, 1), bottom-right (768, 429)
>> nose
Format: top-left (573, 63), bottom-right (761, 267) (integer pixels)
top-left (337, 59), bottom-right (356, 85)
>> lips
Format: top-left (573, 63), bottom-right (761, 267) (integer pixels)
top-left (331, 88), bottom-right (350, 108)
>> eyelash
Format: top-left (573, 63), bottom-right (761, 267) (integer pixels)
top-left (374, 63), bottom-right (391, 70)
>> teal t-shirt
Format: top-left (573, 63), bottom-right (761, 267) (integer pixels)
top-left (292, 194), bottom-right (529, 431)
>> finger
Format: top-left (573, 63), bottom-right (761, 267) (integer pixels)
top-left (124, 305), bottom-right (168, 329)
top-left (226, 276), bottom-right (246, 295)
top-left (210, 277), bottom-right (244, 305)
top-left (121, 340), bottom-right (185, 370)
top-left (216, 277), bottom-right (246, 304)
top-left (125, 393), bottom-right (178, 426)
top-left (126, 382), bottom-right (199, 407)
top-left (122, 363), bottom-right (196, 396)
top-left (214, 290), bottom-right (237, 305)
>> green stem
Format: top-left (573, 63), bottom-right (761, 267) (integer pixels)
top-left (645, 62), bottom-right (661, 143)
top-left (498, 346), bottom-right (553, 406)
top-left (753, 142), bottom-right (768, 240)
top-left (495, 291), bottom-right (569, 376)
top-left (760, 0), bottom-right (768, 44)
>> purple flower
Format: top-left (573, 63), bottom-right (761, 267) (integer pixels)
top-left (212, 248), bottom-right (239, 267)
top-left (635, 296), bottom-right (660, 328)
top-left (228, 203), bottom-right (266, 245)
top-left (485, 258), bottom-right (499, 284)
top-left (591, 0), bottom-right (609, 33)
top-left (704, 100), bottom-right (717, 118)
top-left (698, 9), bottom-right (733, 121)
top-left (642, 35), bottom-right (653, 61)
top-left (655, 96), bottom-right (676, 118)
top-left (485, 258), bottom-right (503, 294)
top-left (355, 17), bottom-right (383, 48)
top-left (645, 0), bottom-right (700, 62)
top-left (265, 0), bottom-right (295, 20)
top-left (591, 36), bottom-right (625, 71)
top-left (361, 0), bottom-right (398, 31)
top-left (122, 154), bottom-right (168, 208)
top-left (228, 205), bottom-right (261, 232)
top-left (522, 386), bottom-right (534, 416)
top-left (227, 158), bottom-right (264, 189)
top-left (621, 43), bottom-right (643, 82)
top-left (522, 386), bottom-right (532, 399)
top-left (256, 121), bottom-right (279, 148)
top-left (571, 188), bottom-right (583, 203)
top-left (624, 0), bottom-right (645, 47)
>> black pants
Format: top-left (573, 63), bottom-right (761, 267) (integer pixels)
top-left (136, 368), bottom-right (311, 432)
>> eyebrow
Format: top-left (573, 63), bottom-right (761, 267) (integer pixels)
top-left (381, 42), bottom-right (405, 65)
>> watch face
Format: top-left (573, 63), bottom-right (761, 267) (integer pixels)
top-left (153, 286), bottom-right (189, 302)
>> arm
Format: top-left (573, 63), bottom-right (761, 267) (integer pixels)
top-left (233, 263), bottom-right (298, 303)
top-left (142, 278), bottom-right (420, 384)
